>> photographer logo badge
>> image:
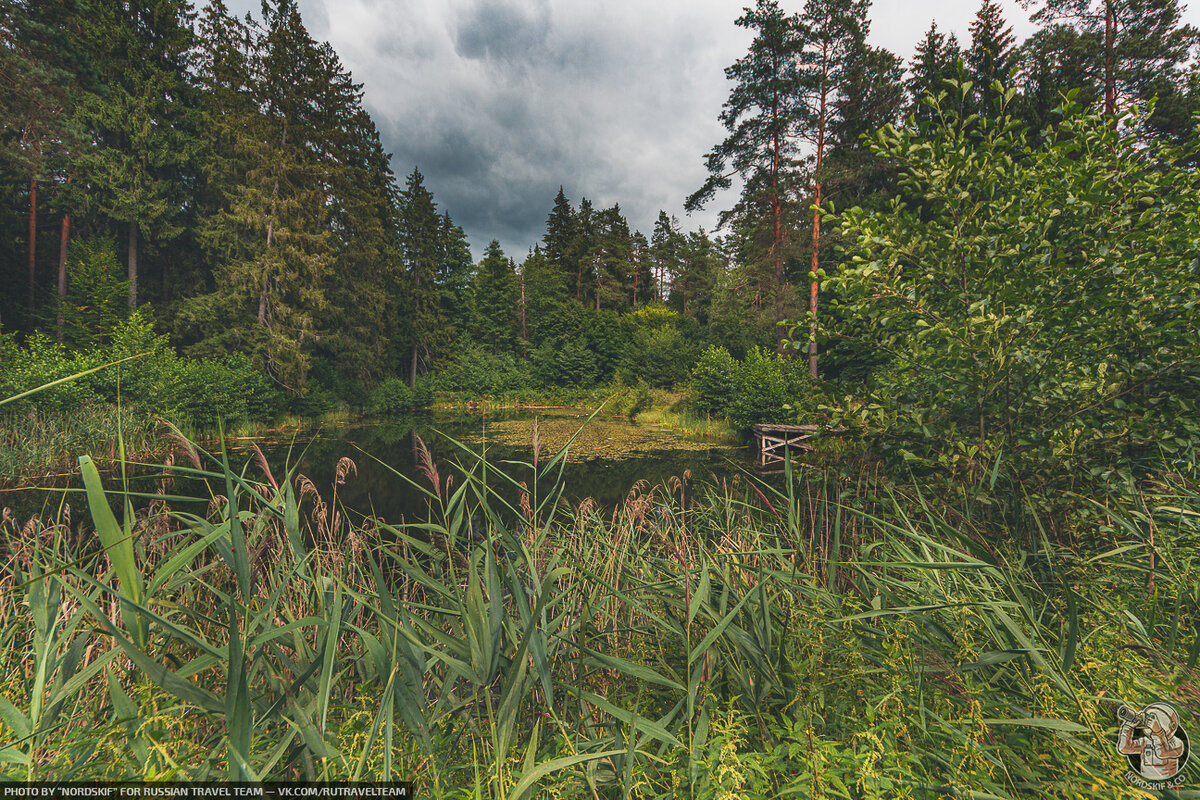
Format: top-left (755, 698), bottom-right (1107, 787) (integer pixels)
top-left (1117, 702), bottom-right (1189, 789)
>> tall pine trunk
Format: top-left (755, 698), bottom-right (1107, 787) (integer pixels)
top-left (57, 208), bottom-right (70, 343)
top-left (808, 181), bottom-right (822, 379)
top-left (1104, 0), bottom-right (1115, 121)
top-left (808, 46), bottom-right (831, 380)
top-left (772, 116), bottom-right (784, 354)
top-left (128, 220), bottom-right (138, 309)
top-left (519, 267), bottom-right (527, 342)
top-left (27, 177), bottom-right (37, 328)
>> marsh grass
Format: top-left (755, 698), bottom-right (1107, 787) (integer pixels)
top-left (0, 400), bottom-right (1198, 796)
top-left (0, 404), bottom-right (162, 485)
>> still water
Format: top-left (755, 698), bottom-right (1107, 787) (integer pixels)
top-left (239, 409), bottom-right (753, 523)
top-left (3, 410), bottom-right (756, 526)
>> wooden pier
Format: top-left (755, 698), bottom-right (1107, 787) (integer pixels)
top-left (752, 423), bottom-right (819, 467)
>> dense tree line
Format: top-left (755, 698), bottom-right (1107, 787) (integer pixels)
top-left (689, 0), bottom-right (1199, 380)
top-left (2, 0), bottom-right (1198, 406)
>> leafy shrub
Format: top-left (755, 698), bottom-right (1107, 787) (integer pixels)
top-left (690, 345), bottom-right (742, 418)
top-left (690, 345), bottom-right (812, 431)
top-left (532, 339), bottom-right (598, 388)
top-left (370, 378), bottom-right (413, 415)
top-left (369, 377), bottom-right (432, 415)
top-left (430, 339), bottom-right (531, 394)
top-left (0, 313), bottom-right (283, 426)
top-left (833, 100), bottom-right (1200, 488)
top-left (619, 319), bottom-right (696, 389)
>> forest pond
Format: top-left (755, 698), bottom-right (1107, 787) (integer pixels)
top-left (5, 410), bottom-right (754, 525)
top-left (232, 409), bottom-right (754, 524)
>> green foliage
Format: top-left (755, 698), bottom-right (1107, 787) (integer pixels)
top-left (430, 339), bottom-right (530, 395)
top-left (0, 312), bottom-right (281, 426)
top-left (619, 315), bottom-right (696, 389)
top-left (691, 345), bottom-right (812, 431)
top-left (58, 236), bottom-right (130, 349)
top-left (832, 99), bottom-right (1200, 489)
top-left (4, 358), bottom-right (1200, 795)
top-left (531, 339), bottom-right (598, 389)
top-left (469, 240), bottom-right (519, 352)
top-left (369, 377), bottom-right (433, 415)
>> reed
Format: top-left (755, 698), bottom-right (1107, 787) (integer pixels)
top-left (0, 376), bottom-right (1197, 796)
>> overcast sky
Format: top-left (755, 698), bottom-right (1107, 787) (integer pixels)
top-left (225, 0), bottom-right (1196, 260)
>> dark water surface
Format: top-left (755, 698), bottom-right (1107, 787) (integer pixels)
top-left (242, 410), bottom-right (753, 523)
top-left (4, 410), bottom-right (755, 525)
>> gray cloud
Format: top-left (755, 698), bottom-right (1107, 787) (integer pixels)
top-left (219, 1), bottom-right (1194, 261)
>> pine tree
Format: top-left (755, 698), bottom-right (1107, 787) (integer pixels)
top-left (629, 230), bottom-right (651, 308)
top-left (1027, 0), bottom-right (1199, 134)
top-left (826, 42), bottom-right (903, 201)
top-left (796, 0), bottom-right (871, 376)
top-left (1016, 24), bottom-right (1095, 136)
top-left (673, 229), bottom-right (724, 323)
top-left (1, 0), bottom-right (93, 331)
top-left (967, 0), bottom-right (1018, 117)
top-left (686, 0), bottom-right (804, 333)
top-left (650, 211), bottom-right (684, 303)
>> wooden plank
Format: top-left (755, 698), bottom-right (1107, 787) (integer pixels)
top-left (753, 423), bottom-right (820, 434)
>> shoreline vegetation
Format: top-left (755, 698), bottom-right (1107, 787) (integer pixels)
top-left (0, 409), bottom-right (1197, 793)
top-left (3, 0), bottom-right (1200, 791)
top-left (0, 388), bottom-right (740, 489)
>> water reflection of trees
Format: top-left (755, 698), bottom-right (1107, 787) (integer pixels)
top-left (251, 414), bottom-right (749, 524)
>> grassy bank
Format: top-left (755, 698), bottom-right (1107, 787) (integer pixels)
top-left (432, 386), bottom-right (740, 445)
top-left (0, 424), bottom-right (1195, 796)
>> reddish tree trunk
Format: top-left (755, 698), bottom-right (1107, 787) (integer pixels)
top-left (808, 181), bottom-right (822, 379)
top-left (808, 45), bottom-right (831, 379)
top-left (1104, 0), bottom-right (1115, 121)
top-left (57, 206), bottom-right (70, 343)
top-left (28, 177), bottom-right (37, 328)
top-left (128, 220), bottom-right (138, 309)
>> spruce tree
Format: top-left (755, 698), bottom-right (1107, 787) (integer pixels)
top-left (907, 22), bottom-right (967, 124)
top-left (594, 204), bottom-right (632, 311)
top-left (470, 240), bottom-right (519, 353)
top-left (77, 0), bottom-right (198, 310)
top-left (187, 0), bottom-right (334, 391)
top-left (398, 167), bottom-right (446, 384)
top-left (542, 187), bottom-right (576, 278)
top-left (520, 248), bottom-right (568, 349)
top-left (568, 197), bottom-right (596, 305)
top-left (437, 211), bottom-right (474, 334)
top-left (967, 0), bottom-right (1018, 117)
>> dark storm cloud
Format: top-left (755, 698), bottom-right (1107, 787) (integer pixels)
top-left (216, 1), bottom-right (1065, 259)
top-left (453, 1), bottom-right (552, 68)
top-left (294, 0), bottom-right (742, 259)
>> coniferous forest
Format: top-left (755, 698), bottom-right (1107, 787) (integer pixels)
top-left (3, 0), bottom-right (1200, 794)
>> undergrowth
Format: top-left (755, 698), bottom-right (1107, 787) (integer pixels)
top-left (0, 413), bottom-right (1197, 796)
